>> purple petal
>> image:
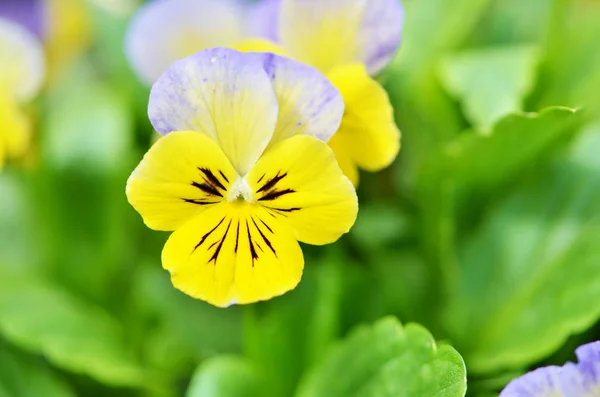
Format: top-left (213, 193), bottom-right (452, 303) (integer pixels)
top-left (244, 0), bottom-right (282, 42)
top-left (500, 366), bottom-right (562, 397)
top-left (278, 0), bottom-right (404, 75)
top-left (125, 0), bottom-right (245, 84)
top-left (361, 0), bottom-right (404, 74)
top-left (248, 52), bottom-right (344, 145)
top-left (0, 0), bottom-right (44, 37)
top-left (148, 48), bottom-right (279, 175)
top-left (577, 342), bottom-right (600, 365)
top-left (557, 362), bottom-right (600, 397)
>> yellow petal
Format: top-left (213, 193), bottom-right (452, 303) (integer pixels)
top-left (0, 91), bottom-right (31, 168)
top-left (233, 38), bottom-right (288, 56)
top-left (126, 131), bottom-right (238, 231)
top-left (247, 135), bottom-right (358, 245)
top-left (327, 63), bottom-right (400, 172)
top-left (278, 0), bottom-right (403, 75)
top-left (328, 133), bottom-right (359, 187)
top-left (45, 0), bottom-right (91, 81)
top-left (162, 202), bottom-right (304, 307)
top-left (279, 0), bottom-right (363, 73)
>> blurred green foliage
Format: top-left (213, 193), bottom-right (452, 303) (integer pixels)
top-left (2, 0), bottom-right (600, 396)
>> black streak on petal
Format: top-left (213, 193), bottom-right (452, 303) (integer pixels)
top-left (246, 220), bottom-right (259, 267)
top-left (182, 198), bottom-right (219, 205)
top-left (259, 218), bottom-right (273, 233)
top-left (257, 172), bottom-right (287, 193)
top-left (219, 170), bottom-right (229, 184)
top-left (258, 188), bottom-right (295, 201)
top-left (192, 181), bottom-right (223, 197)
top-left (252, 217), bottom-right (277, 257)
top-left (234, 221), bottom-right (240, 254)
top-left (194, 217), bottom-right (225, 251)
top-left (198, 167), bottom-right (227, 191)
top-left (209, 219), bottom-right (232, 265)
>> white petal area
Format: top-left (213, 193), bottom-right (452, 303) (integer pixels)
top-left (125, 0), bottom-right (245, 84)
top-left (148, 48), bottom-right (279, 176)
top-left (279, 0), bottom-right (403, 74)
top-left (248, 52), bottom-right (344, 146)
top-left (0, 17), bottom-right (45, 102)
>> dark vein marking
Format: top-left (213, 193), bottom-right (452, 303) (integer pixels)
top-left (208, 241), bottom-right (218, 250)
top-left (259, 218), bottom-right (273, 233)
top-left (257, 172), bottom-right (287, 193)
top-left (258, 188), bottom-right (296, 201)
top-left (252, 217), bottom-right (277, 257)
top-left (198, 168), bottom-right (227, 191)
top-left (269, 207), bottom-right (301, 214)
top-left (234, 221), bottom-right (240, 253)
top-left (246, 220), bottom-right (259, 267)
top-left (182, 198), bottom-right (219, 205)
top-left (209, 219), bottom-right (232, 265)
top-left (257, 173), bottom-right (266, 184)
top-left (192, 181), bottom-right (223, 197)
top-left (218, 170), bottom-right (229, 183)
top-left (194, 217), bottom-right (225, 251)
top-left (256, 242), bottom-right (264, 253)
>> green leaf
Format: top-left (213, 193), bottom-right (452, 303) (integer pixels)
top-left (186, 356), bottom-right (263, 397)
top-left (384, 0), bottom-right (493, 185)
top-left (0, 345), bottom-right (75, 397)
top-left (439, 44), bottom-right (539, 131)
top-left (420, 107), bottom-right (579, 194)
top-left (0, 274), bottom-right (147, 387)
top-left (244, 255), bottom-right (344, 397)
top-left (445, 121), bottom-right (600, 373)
top-left (296, 317), bottom-right (467, 397)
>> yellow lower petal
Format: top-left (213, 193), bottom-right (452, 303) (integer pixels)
top-left (246, 135), bottom-right (358, 246)
top-left (162, 202), bottom-right (304, 307)
top-left (327, 63), bottom-right (400, 173)
top-left (233, 38), bottom-right (288, 56)
top-left (126, 131), bottom-right (238, 231)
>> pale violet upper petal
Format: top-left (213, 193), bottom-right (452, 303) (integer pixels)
top-left (500, 366), bottom-right (563, 397)
top-left (248, 52), bottom-right (344, 146)
top-left (0, 17), bottom-right (45, 102)
top-left (125, 0), bottom-right (245, 85)
top-left (244, 0), bottom-right (281, 42)
top-left (278, 0), bottom-right (404, 75)
top-left (148, 48), bottom-right (279, 176)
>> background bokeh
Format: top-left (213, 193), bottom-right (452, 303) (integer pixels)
top-left (2, 0), bottom-right (600, 396)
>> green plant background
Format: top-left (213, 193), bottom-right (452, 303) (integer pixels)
top-left (2, 0), bottom-right (600, 396)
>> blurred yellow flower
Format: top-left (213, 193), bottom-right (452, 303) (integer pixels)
top-left (0, 17), bottom-right (45, 170)
top-left (242, 0), bottom-right (405, 186)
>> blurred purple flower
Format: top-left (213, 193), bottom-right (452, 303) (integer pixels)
top-left (0, 0), bottom-right (44, 37)
top-left (501, 341), bottom-right (600, 397)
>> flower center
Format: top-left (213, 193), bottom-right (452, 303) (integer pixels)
top-left (227, 177), bottom-right (254, 203)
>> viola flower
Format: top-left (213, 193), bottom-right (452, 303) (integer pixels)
top-left (0, 17), bottom-right (45, 169)
top-left (125, 0), bottom-right (246, 84)
top-left (500, 341), bottom-right (600, 397)
top-left (0, 0), bottom-right (91, 80)
top-left (126, 48), bottom-right (358, 307)
top-left (244, 0), bottom-right (404, 185)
